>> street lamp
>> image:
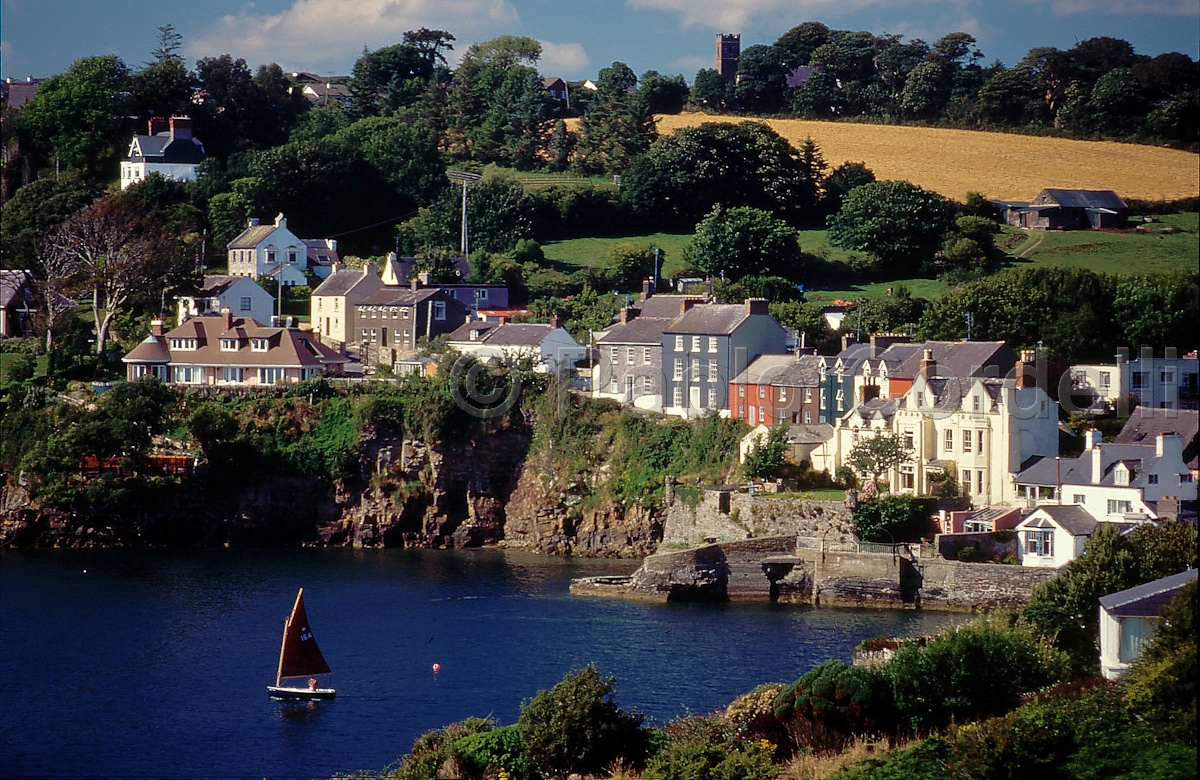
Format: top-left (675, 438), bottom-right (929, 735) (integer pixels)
top-left (447, 170), bottom-right (482, 260)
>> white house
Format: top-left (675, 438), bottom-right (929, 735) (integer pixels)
top-left (120, 116), bottom-right (206, 189)
top-left (1099, 569), bottom-right (1197, 679)
top-left (1015, 505), bottom-right (1100, 568)
top-left (1017, 430), bottom-right (1195, 522)
top-left (446, 318), bottom-right (586, 373)
top-left (310, 263), bottom-right (384, 355)
top-left (1066, 363), bottom-right (1125, 413)
top-left (226, 214), bottom-right (310, 285)
top-left (176, 275), bottom-right (275, 327)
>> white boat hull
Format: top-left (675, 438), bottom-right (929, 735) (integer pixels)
top-left (268, 685), bottom-right (336, 701)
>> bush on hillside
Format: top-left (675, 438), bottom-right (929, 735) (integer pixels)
top-left (774, 660), bottom-right (895, 753)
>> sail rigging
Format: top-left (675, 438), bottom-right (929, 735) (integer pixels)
top-left (275, 588), bottom-right (332, 686)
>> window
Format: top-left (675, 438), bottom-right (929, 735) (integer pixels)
top-left (222, 367), bottom-right (244, 382)
top-left (401, 307), bottom-right (409, 319)
top-left (390, 307), bottom-right (398, 319)
top-left (749, 406), bottom-right (757, 425)
top-left (266, 250), bottom-right (276, 264)
top-left (476, 288), bottom-right (488, 301)
top-left (1107, 499), bottom-right (1133, 515)
top-left (977, 470), bottom-right (984, 494)
top-left (173, 365), bottom-right (204, 384)
top-left (963, 430), bottom-right (973, 451)
top-left (758, 405), bottom-right (765, 421)
top-left (610, 347), bottom-right (619, 366)
top-left (835, 390), bottom-right (844, 411)
top-left (1099, 371), bottom-right (1111, 388)
top-left (259, 367), bottom-right (287, 384)
top-left (900, 467), bottom-right (915, 490)
top-left (977, 431), bottom-right (985, 453)
top-left (708, 337), bottom-right (718, 353)
top-left (778, 387), bottom-right (787, 402)
top-left (804, 388), bottom-right (812, 403)
top-left (738, 385), bottom-right (745, 397)
top-left (1148, 474), bottom-right (1159, 485)
top-left (707, 389), bottom-right (717, 408)
top-left (220, 338), bottom-right (237, 352)
top-left (239, 296), bottom-right (252, 311)
top-left (370, 328), bottom-right (377, 342)
top-left (641, 376), bottom-right (652, 394)
top-left (361, 329), bottom-right (369, 343)
top-left (1183, 474), bottom-right (1194, 483)
top-left (820, 389), bottom-right (827, 410)
top-left (673, 359), bottom-right (683, 381)
top-left (961, 470), bottom-right (971, 492)
top-left (691, 336), bottom-right (701, 352)
top-left (691, 359), bottom-right (700, 381)
top-left (708, 360), bottom-right (718, 381)
top-left (673, 387), bottom-right (683, 408)
top-left (972, 395), bottom-right (981, 412)
top-left (1132, 372), bottom-right (1149, 389)
top-left (287, 250), bottom-right (298, 264)
top-left (626, 347), bottom-right (635, 365)
top-left (804, 411), bottom-right (811, 424)
top-left (674, 336), bottom-right (684, 352)
top-left (643, 348), bottom-right (652, 365)
top-left (904, 431), bottom-right (914, 450)
top-left (1073, 494), bottom-right (1086, 504)
top-left (610, 376), bottom-right (618, 392)
top-left (433, 301), bottom-right (446, 320)
top-left (251, 338), bottom-right (269, 352)
top-left (1161, 370), bottom-right (1175, 384)
top-left (1025, 530), bottom-right (1053, 557)
top-left (759, 385), bottom-right (766, 398)
top-left (944, 429), bottom-right (955, 452)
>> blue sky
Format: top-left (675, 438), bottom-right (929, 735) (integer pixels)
top-left (3, 0), bottom-right (1197, 83)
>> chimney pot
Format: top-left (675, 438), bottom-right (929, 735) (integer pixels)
top-left (642, 278), bottom-right (653, 301)
top-left (919, 349), bottom-right (937, 379)
top-left (746, 298), bottom-right (769, 316)
top-left (550, 314), bottom-right (561, 329)
top-left (680, 298), bottom-right (698, 315)
top-left (411, 277), bottom-right (420, 292)
top-left (222, 307), bottom-right (233, 331)
top-left (168, 115), bottom-right (192, 140)
top-left (151, 319), bottom-right (165, 337)
top-left (249, 217), bottom-right (260, 227)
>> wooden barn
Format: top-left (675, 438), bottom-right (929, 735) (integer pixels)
top-left (1001, 189), bottom-right (1128, 231)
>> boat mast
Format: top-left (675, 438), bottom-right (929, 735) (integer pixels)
top-left (275, 588), bottom-right (302, 687)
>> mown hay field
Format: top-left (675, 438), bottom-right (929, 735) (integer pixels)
top-left (651, 114), bottom-right (1199, 203)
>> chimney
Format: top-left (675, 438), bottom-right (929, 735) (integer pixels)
top-left (411, 276), bottom-right (420, 292)
top-left (362, 262), bottom-right (376, 278)
top-left (418, 270), bottom-right (432, 286)
top-left (168, 115), bottom-right (192, 140)
top-left (1084, 430), bottom-right (1102, 450)
top-left (919, 348), bottom-right (937, 379)
top-left (642, 278), bottom-right (653, 301)
top-left (1091, 445), bottom-right (1103, 484)
top-left (746, 298), bottom-right (769, 316)
top-left (331, 261), bottom-right (345, 274)
top-left (550, 314), bottom-right (561, 329)
top-left (222, 307), bottom-right (233, 331)
top-left (327, 239), bottom-right (337, 251)
top-left (498, 316), bottom-right (509, 325)
top-left (620, 306), bottom-right (634, 324)
top-left (704, 278), bottom-right (714, 300)
top-left (869, 333), bottom-right (910, 359)
top-left (275, 213), bottom-right (286, 228)
top-left (151, 319), bottom-right (165, 337)
top-left (465, 313), bottom-right (473, 324)
top-left (841, 334), bottom-right (857, 352)
top-left (680, 298), bottom-right (698, 315)
top-left (249, 217), bottom-right (260, 227)
top-left (1156, 433), bottom-right (1182, 460)
top-left (148, 116), bottom-right (169, 135)
top-left (286, 315), bottom-right (295, 328)
top-left (1016, 349), bottom-right (1036, 389)
top-left (1158, 496), bottom-right (1179, 522)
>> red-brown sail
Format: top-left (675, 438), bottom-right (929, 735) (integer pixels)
top-left (275, 589), bottom-right (331, 685)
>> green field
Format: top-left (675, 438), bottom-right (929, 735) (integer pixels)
top-left (0, 352), bottom-right (48, 383)
top-left (543, 212), bottom-right (1198, 302)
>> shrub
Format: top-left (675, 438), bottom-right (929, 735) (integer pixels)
top-left (644, 715), bottom-right (776, 780)
top-left (1122, 580), bottom-right (1197, 745)
top-left (454, 724), bottom-right (532, 780)
top-left (774, 661), bottom-right (896, 753)
top-left (518, 666), bottom-right (646, 779)
top-left (724, 683), bottom-right (789, 751)
top-left (388, 717), bottom-right (493, 780)
top-left (4, 353), bottom-right (36, 383)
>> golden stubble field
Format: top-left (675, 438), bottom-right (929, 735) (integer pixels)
top-left (649, 114), bottom-right (1200, 203)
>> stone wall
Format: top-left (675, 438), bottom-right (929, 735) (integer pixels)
top-left (936, 531), bottom-right (1019, 563)
top-left (663, 489), bottom-right (855, 547)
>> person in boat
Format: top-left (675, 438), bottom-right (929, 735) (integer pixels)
top-left (308, 677), bottom-right (318, 691)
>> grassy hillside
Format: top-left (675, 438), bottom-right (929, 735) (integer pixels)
top-left (652, 114), bottom-right (1200, 202)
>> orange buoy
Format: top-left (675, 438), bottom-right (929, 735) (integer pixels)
top-left (432, 663), bottom-right (441, 673)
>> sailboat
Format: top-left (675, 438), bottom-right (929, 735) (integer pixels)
top-left (267, 588), bottom-right (337, 700)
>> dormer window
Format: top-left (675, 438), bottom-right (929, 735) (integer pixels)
top-left (266, 250), bottom-right (276, 264)
top-left (402, 307), bottom-right (409, 319)
top-left (169, 338), bottom-right (197, 351)
top-left (251, 338), bottom-right (269, 352)
top-left (973, 395), bottom-right (981, 412)
top-left (470, 329), bottom-right (481, 341)
top-left (220, 338), bottom-right (238, 352)
top-left (433, 301), bottom-right (446, 320)
top-left (287, 250), bottom-right (298, 264)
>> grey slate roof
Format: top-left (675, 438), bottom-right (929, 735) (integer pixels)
top-left (599, 317), bottom-right (675, 345)
top-left (448, 322), bottom-right (554, 346)
top-left (359, 288), bottom-right (443, 307)
top-left (636, 295), bottom-right (704, 319)
top-left (785, 423), bottom-right (835, 445)
top-left (1019, 441), bottom-right (1180, 488)
top-left (1117, 408), bottom-right (1199, 470)
top-left (1099, 569), bottom-right (1197, 616)
top-left (665, 303), bottom-right (750, 335)
top-left (732, 353), bottom-right (822, 387)
top-left (312, 268), bottom-right (376, 297)
top-left (1034, 189), bottom-right (1128, 211)
top-left (227, 224), bottom-right (279, 250)
top-left (0, 270), bottom-right (34, 309)
top-left (892, 341), bottom-right (1015, 380)
top-left (1027, 505), bottom-right (1099, 537)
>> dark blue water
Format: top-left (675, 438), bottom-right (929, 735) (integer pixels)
top-left (0, 548), bottom-right (965, 779)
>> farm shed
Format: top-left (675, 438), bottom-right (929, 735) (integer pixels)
top-left (1005, 189), bottom-right (1128, 231)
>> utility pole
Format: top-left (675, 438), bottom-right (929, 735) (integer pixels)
top-left (447, 170), bottom-right (481, 261)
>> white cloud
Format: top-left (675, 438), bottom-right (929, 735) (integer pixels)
top-left (188, 0), bottom-right (521, 72)
top-left (625, 0), bottom-right (888, 30)
top-left (1049, 0), bottom-right (1196, 14)
top-left (538, 41), bottom-right (589, 73)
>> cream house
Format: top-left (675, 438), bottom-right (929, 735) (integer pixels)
top-left (833, 350), bottom-right (1059, 505)
top-left (310, 263), bottom-right (383, 355)
top-left (226, 214), bottom-right (310, 285)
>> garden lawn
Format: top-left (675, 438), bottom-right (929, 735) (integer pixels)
top-left (541, 233), bottom-right (693, 277)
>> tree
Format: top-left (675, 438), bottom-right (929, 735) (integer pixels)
top-left (821, 161), bottom-right (875, 212)
top-left (686, 205), bottom-right (804, 282)
top-left (732, 44), bottom-right (787, 113)
top-left (1113, 271), bottom-right (1200, 355)
top-left (774, 22), bottom-right (831, 69)
top-left (349, 43), bottom-right (437, 116)
top-left (899, 59), bottom-right (953, 119)
top-left (744, 423), bottom-right (789, 479)
top-left (690, 68), bottom-right (728, 111)
top-left (129, 56), bottom-right (195, 119)
top-left (846, 432), bottom-right (912, 484)
top-left (619, 121), bottom-right (822, 226)
top-left (40, 194), bottom-right (191, 356)
top-left (638, 71), bottom-right (689, 114)
top-left (573, 62), bottom-right (655, 175)
top-left (518, 666), bottom-right (645, 779)
top-left (607, 243), bottom-right (655, 292)
top-left (1123, 580), bottom-right (1197, 744)
top-left (15, 55), bottom-right (131, 172)
top-left (826, 180), bottom-right (956, 275)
